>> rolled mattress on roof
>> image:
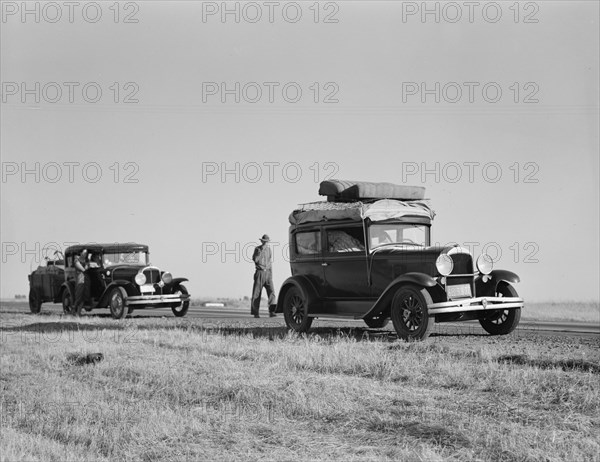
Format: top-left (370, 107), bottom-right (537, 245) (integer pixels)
top-left (319, 180), bottom-right (425, 201)
top-left (289, 199), bottom-right (434, 225)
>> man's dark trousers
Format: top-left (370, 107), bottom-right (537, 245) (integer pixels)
top-left (74, 275), bottom-right (90, 315)
top-left (251, 269), bottom-right (276, 316)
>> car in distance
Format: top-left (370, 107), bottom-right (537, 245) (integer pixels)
top-left (28, 242), bottom-right (190, 319)
top-left (277, 180), bottom-right (524, 341)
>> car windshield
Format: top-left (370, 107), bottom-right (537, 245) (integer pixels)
top-left (368, 223), bottom-right (429, 249)
top-left (103, 251), bottom-right (149, 267)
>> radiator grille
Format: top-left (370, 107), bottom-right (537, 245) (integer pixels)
top-left (447, 253), bottom-right (474, 299)
top-left (144, 268), bottom-right (160, 284)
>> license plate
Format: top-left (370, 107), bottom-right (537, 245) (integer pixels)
top-left (140, 284), bottom-right (155, 294)
top-left (447, 284), bottom-right (472, 299)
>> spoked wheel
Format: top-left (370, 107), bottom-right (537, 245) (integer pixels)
top-left (171, 285), bottom-right (190, 317)
top-left (62, 289), bottom-right (75, 316)
top-left (29, 288), bottom-right (42, 314)
top-left (479, 282), bottom-right (521, 335)
top-left (283, 287), bottom-right (313, 333)
top-left (391, 285), bottom-right (434, 341)
top-left (108, 287), bottom-right (128, 320)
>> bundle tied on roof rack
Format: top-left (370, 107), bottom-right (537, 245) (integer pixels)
top-left (318, 179), bottom-right (425, 202)
top-left (289, 180), bottom-right (433, 225)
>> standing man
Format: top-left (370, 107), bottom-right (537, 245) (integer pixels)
top-left (251, 234), bottom-right (277, 318)
top-left (74, 248), bottom-right (90, 316)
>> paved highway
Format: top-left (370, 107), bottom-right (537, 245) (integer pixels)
top-left (2, 302), bottom-right (598, 338)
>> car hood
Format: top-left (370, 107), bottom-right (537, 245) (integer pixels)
top-left (371, 245), bottom-right (474, 275)
top-left (372, 245), bottom-right (461, 257)
top-left (104, 264), bottom-right (146, 279)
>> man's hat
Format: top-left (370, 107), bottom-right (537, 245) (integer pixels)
top-left (260, 234), bottom-right (270, 242)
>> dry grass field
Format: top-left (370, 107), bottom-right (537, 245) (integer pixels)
top-left (1, 301), bottom-right (599, 461)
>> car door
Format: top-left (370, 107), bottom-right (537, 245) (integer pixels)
top-left (290, 228), bottom-right (325, 297)
top-left (322, 224), bottom-right (370, 305)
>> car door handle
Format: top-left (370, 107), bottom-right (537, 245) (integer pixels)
top-left (321, 262), bottom-right (329, 267)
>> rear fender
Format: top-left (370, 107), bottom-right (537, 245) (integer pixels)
top-left (60, 281), bottom-right (75, 300)
top-left (362, 272), bottom-right (437, 320)
top-left (276, 276), bottom-right (322, 315)
top-left (475, 270), bottom-right (520, 297)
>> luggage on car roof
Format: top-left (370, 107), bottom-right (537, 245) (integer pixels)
top-left (319, 180), bottom-right (425, 202)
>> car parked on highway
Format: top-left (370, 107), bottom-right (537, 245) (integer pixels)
top-left (277, 180), bottom-right (524, 340)
top-left (28, 242), bottom-right (190, 319)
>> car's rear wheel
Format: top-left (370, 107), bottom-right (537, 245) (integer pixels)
top-left (171, 285), bottom-right (189, 317)
top-left (363, 317), bottom-right (389, 329)
top-left (391, 285), bottom-right (434, 341)
top-left (62, 289), bottom-right (75, 315)
top-left (108, 287), bottom-right (128, 319)
top-left (29, 288), bottom-right (42, 314)
top-left (283, 287), bottom-right (313, 333)
top-left (479, 282), bottom-right (521, 335)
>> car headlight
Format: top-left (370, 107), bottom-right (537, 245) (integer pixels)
top-left (161, 272), bottom-right (173, 284)
top-left (436, 254), bottom-right (453, 276)
top-left (135, 272), bottom-right (146, 286)
top-left (476, 254), bottom-right (493, 275)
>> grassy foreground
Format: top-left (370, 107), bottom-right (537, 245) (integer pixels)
top-left (1, 308), bottom-right (599, 461)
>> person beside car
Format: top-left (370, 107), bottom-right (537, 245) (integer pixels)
top-left (251, 234), bottom-right (277, 318)
top-left (74, 249), bottom-right (90, 316)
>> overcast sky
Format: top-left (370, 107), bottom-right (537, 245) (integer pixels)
top-left (1, 1), bottom-right (598, 302)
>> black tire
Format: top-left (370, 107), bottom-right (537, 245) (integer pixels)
top-left (283, 287), bottom-right (313, 333)
top-left (364, 317), bottom-right (390, 329)
top-left (62, 289), bottom-right (75, 315)
top-left (171, 285), bottom-right (190, 317)
top-left (29, 288), bottom-right (42, 314)
top-left (108, 287), bottom-right (128, 320)
top-left (391, 286), bottom-right (434, 341)
top-left (479, 282), bottom-right (521, 335)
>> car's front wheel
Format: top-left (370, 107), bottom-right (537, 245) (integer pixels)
top-left (108, 287), bottom-right (128, 320)
top-left (391, 285), bottom-right (434, 341)
top-left (479, 282), bottom-right (521, 335)
top-left (171, 285), bottom-right (190, 317)
top-left (283, 287), bottom-right (313, 333)
top-left (29, 288), bottom-right (42, 314)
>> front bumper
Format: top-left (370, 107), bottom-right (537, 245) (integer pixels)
top-left (125, 293), bottom-right (190, 306)
top-left (428, 296), bottom-right (523, 315)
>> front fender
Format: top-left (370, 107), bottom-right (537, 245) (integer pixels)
top-left (171, 277), bottom-right (189, 287)
top-left (362, 272), bottom-right (437, 320)
top-left (276, 275), bottom-right (322, 315)
top-left (475, 270), bottom-right (520, 297)
top-left (98, 280), bottom-right (137, 307)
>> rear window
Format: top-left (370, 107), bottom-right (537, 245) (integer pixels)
top-left (295, 231), bottom-right (321, 255)
top-left (326, 227), bottom-right (365, 253)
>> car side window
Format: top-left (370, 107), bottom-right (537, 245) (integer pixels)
top-left (326, 227), bottom-right (365, 253)
top-left (295, 231), bottom-right (321, 255)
